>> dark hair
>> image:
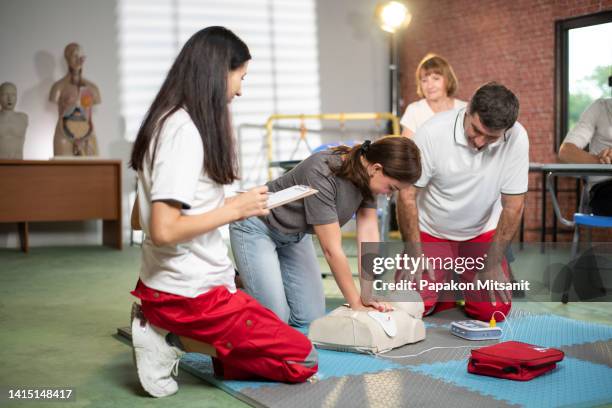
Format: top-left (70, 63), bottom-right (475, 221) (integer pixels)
top-left (330, 136), bottom-right (421, 201)
top-left (130, 26), bottom-right (250, 185)
top-left (468, 82), bottom-right (519, 131)
top-left (416, 53), bottom-right (459, 98)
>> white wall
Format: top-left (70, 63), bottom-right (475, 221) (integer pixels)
top-left (0, 0), bottom-right (388, 249)
top-left (316, 0), bottom-right (390, 137)
top-left (0, 0), bottom-right (133, 248)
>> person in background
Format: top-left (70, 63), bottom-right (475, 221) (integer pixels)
top-left (400, 53), bottom-right (466, 138)
top-left (559, 97), bottom-right (612, 216)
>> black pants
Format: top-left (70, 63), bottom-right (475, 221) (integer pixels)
top-left (589, 179), bottom-right (612, 217)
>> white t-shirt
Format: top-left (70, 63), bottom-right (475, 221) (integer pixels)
top-left (413, 108), bottom-right (529, 241)
top-left (400, 98), bottom-right (468, 133)
top-left (562, 98), bottom-right (612, 185)
top-left (137, 109), bottom-right (236, 298)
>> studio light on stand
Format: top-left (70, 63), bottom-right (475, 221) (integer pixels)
top-left (375, 1), bottom-right (411, 240)
top-left (375, 1), bottom-right (412, 119)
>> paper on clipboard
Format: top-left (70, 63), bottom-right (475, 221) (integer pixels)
top-left (266, 185), bottom-right (318, 209)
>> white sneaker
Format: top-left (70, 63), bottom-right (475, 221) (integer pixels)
top-left (131, 303), bottom-right (185, 398)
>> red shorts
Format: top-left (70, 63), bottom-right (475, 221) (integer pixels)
top-left (132, 280), bottom-right (317, 382)
top-left (418, 230), bottom-right (512, 322)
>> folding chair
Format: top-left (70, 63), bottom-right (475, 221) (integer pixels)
top-left (547, 172), bottom-right (611, 303)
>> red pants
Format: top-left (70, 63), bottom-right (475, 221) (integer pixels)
top-left (132, 281), bottom-right (317, 382)
top-left (418, 230), bottom-right (512, 322)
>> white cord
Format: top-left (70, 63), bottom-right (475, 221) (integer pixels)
top-left (376, 345), bottom-right (483, 359)
top-left (374, 311), bottom-right (515, 359)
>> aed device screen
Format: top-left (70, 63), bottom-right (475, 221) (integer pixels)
top-left (458, 321), bottom-right (485, 329)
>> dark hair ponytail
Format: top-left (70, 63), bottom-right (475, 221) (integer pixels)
top-left (130, 26), bottom-right (250, 185)
top-left (330, 136), bottom-right (421, 200)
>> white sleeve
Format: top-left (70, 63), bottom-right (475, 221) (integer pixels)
top-left (150, 123), bottom-right (203, 208)
top-left (563, 99), bottom-right (602, 149)
top-left (400, 102), bottom-right (419, 132)
top-left (412, 126), bottom-right (434, 188)
top-left (501, 126), bottom-right (529, 195)
top-left (455, 99), bottom-right (468, 109)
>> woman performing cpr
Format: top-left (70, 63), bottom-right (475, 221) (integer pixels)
top-left (230, 137), bottom-right (422, 326)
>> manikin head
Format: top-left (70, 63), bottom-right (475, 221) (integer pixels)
top-left (0, 82), bottom-right (17, 111)
top-left (64, 43), bottom-right (84, 72)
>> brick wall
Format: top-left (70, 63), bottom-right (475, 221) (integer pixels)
top-left (399, 0), bottom-right (612, 242)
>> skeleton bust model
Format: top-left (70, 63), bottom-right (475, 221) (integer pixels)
top-left (0, 82), bottom-right (28, 159)
top-left (49, 43), bottom-right (101, 156)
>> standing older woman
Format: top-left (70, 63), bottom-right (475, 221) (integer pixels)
top-left (401, 54), bottom-right (466, 138)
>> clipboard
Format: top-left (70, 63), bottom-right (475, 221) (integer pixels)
top-left (266, 185), bottom-right (318, 209)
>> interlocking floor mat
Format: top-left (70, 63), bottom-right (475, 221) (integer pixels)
top-left (118, 308), bottom-right (612, 407)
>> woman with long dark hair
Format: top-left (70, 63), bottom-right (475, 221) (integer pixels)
top-left (230, 136), bottom-right (422, 326)
top-left (129, 26), bottom-right (317, 398)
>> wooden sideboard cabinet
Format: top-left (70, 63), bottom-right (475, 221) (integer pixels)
top-left (0, 159), bottom-right (122, 252)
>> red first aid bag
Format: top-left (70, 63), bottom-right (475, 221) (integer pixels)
top-left (468, 341), bottom-right (564, 381)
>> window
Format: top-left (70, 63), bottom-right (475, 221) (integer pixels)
top-left (117, 0), bottom-right (321, 187)
top-left (555, 11), bottom-right (612, 148)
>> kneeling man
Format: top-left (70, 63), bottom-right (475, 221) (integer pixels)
top-left (397, 82), bottom-right (529, 322)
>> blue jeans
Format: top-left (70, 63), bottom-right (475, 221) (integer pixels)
top-left (229, 216), bottom-right (325, 326)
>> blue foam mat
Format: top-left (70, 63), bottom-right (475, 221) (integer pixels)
top-left (409, 357), bottom-right (612, 408)
top-left (497, 314), bottom-right (612, 348)
top-left (176, 313), bottom-right (612, 407)
top-left (181, 348), bottom-right (403, 392)
top-left (390, 314), bottom-right (612, 348)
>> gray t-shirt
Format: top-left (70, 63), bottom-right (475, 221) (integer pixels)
top-left (264, 151), bottom-right (377, 234)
